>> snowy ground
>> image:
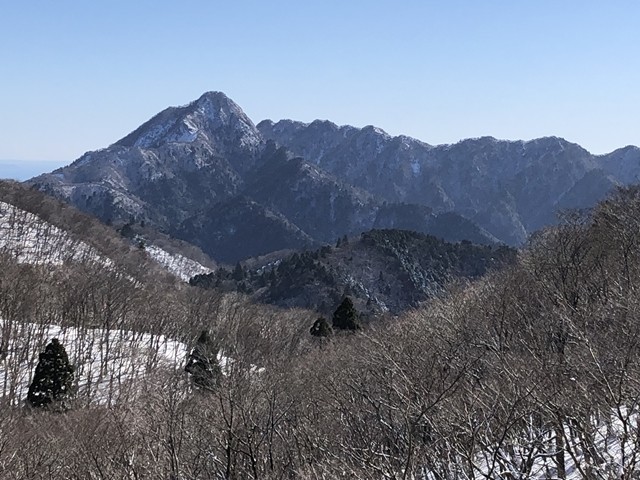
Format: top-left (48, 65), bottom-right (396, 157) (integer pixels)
top-left (433, 411), bottom-right (640, 479)
top-left (0, 199), bottom-right (212, 281)
top-left (0, 318), bottom-right (252, 407)
top-left (145, 244), bottom-right (212, 281)
top-left (0, 200), bottom-right (110, 266)
top-left (0, 319), bottom-right (188, 406)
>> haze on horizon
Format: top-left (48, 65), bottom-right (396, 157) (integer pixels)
top-left (1, 1), bottom-right (639, 165)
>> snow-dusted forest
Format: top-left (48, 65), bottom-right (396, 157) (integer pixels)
top-left (3, 183), bottom-right (640, 478)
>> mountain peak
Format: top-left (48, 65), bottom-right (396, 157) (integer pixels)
top-left (195, 90), bottom-right (230, 102)
top-left (191, 90), bottom-right (244, 116)
top-left (114, 91), bottom-right (260, 150)
top-left (361, 125), bottom-right (390, 137)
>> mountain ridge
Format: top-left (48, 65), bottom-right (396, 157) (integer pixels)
top-left (190, 228), bottom-right (516, 316)
top-left (258, 119), bottom-right (635, 243)
top-left (27, 91), bottom-right (640, 262)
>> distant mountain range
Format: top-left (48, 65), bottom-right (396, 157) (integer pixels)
top-left (28, 91), bottom-right (640, 262)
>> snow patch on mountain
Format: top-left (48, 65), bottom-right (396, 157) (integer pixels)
top-left (133, 120), bottom-right (177, 148)
top-left (173, 127), bottom-right (198, 143)
top-left (410, 158), bottom-right (421, 176)
top-left (145, 244), bottom-right (212, 281)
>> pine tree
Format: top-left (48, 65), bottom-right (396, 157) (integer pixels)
top-left (310, 317), bottom-right (333, 337)
top-left (232, 262), bottom-right (246, 281)
top-left (332, 297), bottom-right (361, 331)
top-left (185, 330), bottom-right (222, 390)
top-left (27, 338), bottom-right (75, 409)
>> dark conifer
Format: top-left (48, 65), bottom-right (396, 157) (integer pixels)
top-left (232, 262), bottom-right (246, 281)
top-left (310, 317), bottom-right (333, 337)
top-left (27, 338), bottom-right (75, 409)
top-left (332, 297), bottom-right (361, 331)
top-left (185, 330), bottom-right (222, 390)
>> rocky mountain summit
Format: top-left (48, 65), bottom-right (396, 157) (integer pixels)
top-left (32, 92), bottom-right (262, 230)
top-left (29, 92), bottom-right (640, 262)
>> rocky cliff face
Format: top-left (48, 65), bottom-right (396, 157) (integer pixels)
top-left (29, 92), bottom-right (640, 262)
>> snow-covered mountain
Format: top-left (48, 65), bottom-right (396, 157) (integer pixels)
top-left (115, 91), bottom-right (262, 170)
top-left (31, 92), bottom-right (263, 230)
top-left (259, 120), bottom-right (640, 245)
top-left (29, 92), bottom-right (640, 262)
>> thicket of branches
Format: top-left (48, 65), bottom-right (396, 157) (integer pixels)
top-left (3, 187), bottom-right (640, 478)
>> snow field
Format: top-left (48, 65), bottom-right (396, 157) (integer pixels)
top-left (0, 201), bottom-right (110, 266)
top-left (0, 319), bottom-right (189, 406)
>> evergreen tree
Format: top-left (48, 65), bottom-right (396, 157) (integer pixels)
top-left (332, 297), bottom-right (361, 331)
top-left (310, 317), bottom-right (333, 337)
top-left (118, 222), bottom-right (135, 239)
top-left (185, 330), bottom-right (222, 390)
top-left (27, 338), bottom-right (75, 409)
top-left (232, 262), bottom-right (246, 281)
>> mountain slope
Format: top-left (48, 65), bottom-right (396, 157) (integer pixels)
top-left (175, 196), bottom-right (316, 263)
top-left (259, 120), bottom-right (640, 244)
top-left (191, 229), bottom-right (516, 315)
top-left (0, 180), bottom-right (213, 283)
top-left (29, 91), bottom-right (640, 263)
top-left (247, 147), bottom-right (379, 243)
top-left (31, 92), bottom-right (263, 230)
top-left (372, 204), bottom-right (499, 245)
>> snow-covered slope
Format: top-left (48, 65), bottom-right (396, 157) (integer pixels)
top-left (0, 318), bottom-right (259, 407)
top-left (462, 413), bottom-right (640, 479)
top-left (0, 195), bottom-right (211, 280)
top-left (145, 244), bottom-right (212, 281)
top-left (0, 319), bottom-right (187, 406)
top-left (0, 200), bottom-right (111, 266)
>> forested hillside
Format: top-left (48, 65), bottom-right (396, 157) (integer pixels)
top-left (0, 180), bottom-right (170, 278)
top-left (3, 186), bottom-right (640, 478)
top-left (191, 229), bottom-right (516, 316)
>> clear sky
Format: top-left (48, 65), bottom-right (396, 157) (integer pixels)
top-left (1, 0), bottom-right (639, 166)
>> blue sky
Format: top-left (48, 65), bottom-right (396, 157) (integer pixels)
top-left (1, 1), bottom-right (639, 167)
